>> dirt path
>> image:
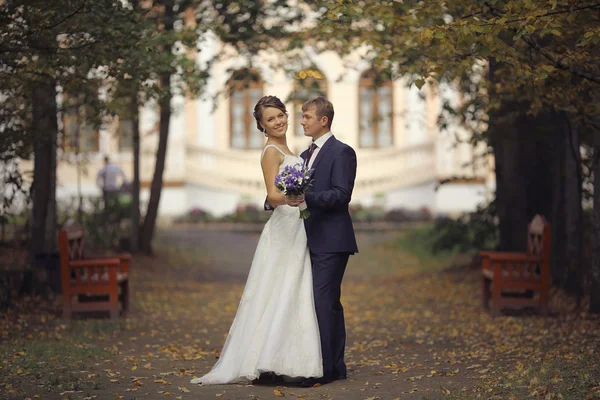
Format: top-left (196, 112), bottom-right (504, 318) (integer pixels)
top-left (2, 227), bottom-right (599, 400)
top-left (84, 228), bottom-right (473, 400)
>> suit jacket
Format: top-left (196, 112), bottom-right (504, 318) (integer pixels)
top-left (301, 136), bottom-right (358, 254)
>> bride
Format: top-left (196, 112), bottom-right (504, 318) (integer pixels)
top-left (191, 95), bottom-right (323, 385)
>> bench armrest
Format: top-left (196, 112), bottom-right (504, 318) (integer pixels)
top-left (480, 251), bottom-right (541, 262)
top-left (118, 253), bottom-right (132, 261)
top-left (81, 253), bottom-right (131, 274)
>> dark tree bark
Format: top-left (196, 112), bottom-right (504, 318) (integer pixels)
top-left (139, 0), bottom-right (175, 255)
top-left (549, 119), bottom-right (567, 284)
top-left (488, 57), bottom-right (527, 251)
top-left (130, 98), bottom-right (141, 252)
top-left (30, 79), bottom-right (58, 256)
top-left (492, 109), bottom-right (568, 267)
top-left (591, 141), bottom-right (600, 313)
top-left (562, 114), bottom-right (584, 300)
top-left (491, 121), bottom-right (529, 251)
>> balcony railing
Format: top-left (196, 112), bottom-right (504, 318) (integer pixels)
top-left (185, 141), bottom-right (437, 197)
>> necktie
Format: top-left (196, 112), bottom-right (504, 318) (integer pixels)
top-left (305, 143), bottom-right (318, 167)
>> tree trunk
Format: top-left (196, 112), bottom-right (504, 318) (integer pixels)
top-left (488, 57), bottom-right (530, 251)
top-left (549, 119), bottom-right (567, 284)
top-left (30, 80), bottom-right (58, 257)
top-left (130, 98), bottom-right (141, 253)
top-left (139, 81), bottom-right (171, 255)
top-left (490, 117), bottom-right (530, 251)
top-left (562, 114), bottom-right (584, 300)
top-left (591, 139), bottom-right (600, 313)
top-left (139, 0), bottom-right (175, 255)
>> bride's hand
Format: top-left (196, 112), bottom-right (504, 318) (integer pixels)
top-left (285, 195), bottom-right (305, 207)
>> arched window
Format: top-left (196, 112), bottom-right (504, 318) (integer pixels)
top-left (359, 69), bottom-right (393, 148)
top-left (228, 68), bottom-right (264, 149)
top-left (62, 90), bottom-right (100, 153)
top-left (291, 67), bottom-right (328, 137)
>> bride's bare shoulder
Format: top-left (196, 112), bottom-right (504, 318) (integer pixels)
top-left (261, 146), bottom-right (284, 167)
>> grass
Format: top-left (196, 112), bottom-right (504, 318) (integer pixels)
top-left (437, 354), bottom-right (600, 400)
top-left (0, 317), bottom-right (122, 399)
top-left (1, 338), bottom-right (109, 374)
top-left (346, 223), bottom-right (469, 279)
top-left (0, 338), bottom-right (110, 398)
top-left (392, 223), bottom-right (466, 272)
top-left (491, 355), bottom-right (600, 400)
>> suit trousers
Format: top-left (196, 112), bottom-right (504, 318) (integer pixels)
top-left (310, 251), bottom-right (350, 379)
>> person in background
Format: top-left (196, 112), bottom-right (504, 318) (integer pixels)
top-left (96, 155), bottom-right (128, 207)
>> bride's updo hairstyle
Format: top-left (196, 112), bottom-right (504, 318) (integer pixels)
top-left (253, 95), bottom-right (287, 134)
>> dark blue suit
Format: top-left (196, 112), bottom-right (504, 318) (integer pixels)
top-left (301, 135), bottom-right (358, 380)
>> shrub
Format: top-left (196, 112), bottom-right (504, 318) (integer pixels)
top-left (430, 201), bottom-right (498, 255)
top-left (172, 207), bottom-right (214, 224)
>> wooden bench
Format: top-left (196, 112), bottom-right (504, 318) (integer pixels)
top-left (58, 219), bottom-right (131, 320)
top-left (481, 214), bottom-right (551, 317)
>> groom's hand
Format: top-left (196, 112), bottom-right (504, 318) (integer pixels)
top-left (285, 195), bottom-right (305, 207)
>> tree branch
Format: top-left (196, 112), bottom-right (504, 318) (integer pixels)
top-left (521, 35), bottom-right (600, 83)
top-left (484, 1), bottom-right (600, 84)
top-left (488, 3), bottom-right (600, 25)
top-left (41, 3), bottom-right (86, 31)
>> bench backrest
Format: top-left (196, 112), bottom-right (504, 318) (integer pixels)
top-left (58, 219), bottom-right (85, 261)
top-left (527, 214), bottom-right (551, 261)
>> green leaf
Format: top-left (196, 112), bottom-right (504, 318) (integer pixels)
top-left (541, 65), bottom-right (556, 73)
top-left (414, 78), bottom-right (425, 90)
top-left (421, 28), bottom-right (433, 40)
top-left (478, 46), bottom-right (490, 59)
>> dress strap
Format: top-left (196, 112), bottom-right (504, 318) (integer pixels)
top-left (260, 144), bottom-right (287, 160)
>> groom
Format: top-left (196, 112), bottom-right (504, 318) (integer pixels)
top-left (294, 96), bottom-right (358, 386)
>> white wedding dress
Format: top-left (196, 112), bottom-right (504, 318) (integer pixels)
top-left (191, 145), bottom-right (323, 385)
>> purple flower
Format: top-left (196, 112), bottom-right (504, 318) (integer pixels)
top-left (274, 162), bottom-right (314, 197)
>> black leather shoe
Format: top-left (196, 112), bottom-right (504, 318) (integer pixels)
top-left (299, 377), bottom-right (332, 387)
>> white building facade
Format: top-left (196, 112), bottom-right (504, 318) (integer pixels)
top-left (19, 41), bottom-right (494, 218)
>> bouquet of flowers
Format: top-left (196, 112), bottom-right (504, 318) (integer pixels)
top-left (275, 163), bottom-right (314, 219)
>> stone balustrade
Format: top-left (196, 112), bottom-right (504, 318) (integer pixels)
top-left (185, 141), bottom-right (437, 197)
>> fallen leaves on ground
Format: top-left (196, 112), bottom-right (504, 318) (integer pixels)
top-left (1, 229), bottom-right (599, 400)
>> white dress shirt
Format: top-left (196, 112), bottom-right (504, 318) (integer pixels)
top-left (96, 163), bottom-right (127, 191)
top-left (307, 131), bottom-right (333, 169)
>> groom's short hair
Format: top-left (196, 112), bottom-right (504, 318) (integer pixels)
top-left (302, 96), bottom-right (334, 129)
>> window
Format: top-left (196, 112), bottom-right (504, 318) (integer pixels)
top-left (291, 68), bottom-right (328, 136)
top-left (61, 91), bottom-right (100, 153)
top-left (359, 69), bottom-right (393, 148)
top-left (228, 68), bottom-right (264, 149)
top-left (117, 117), bottom-right (133, 152)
